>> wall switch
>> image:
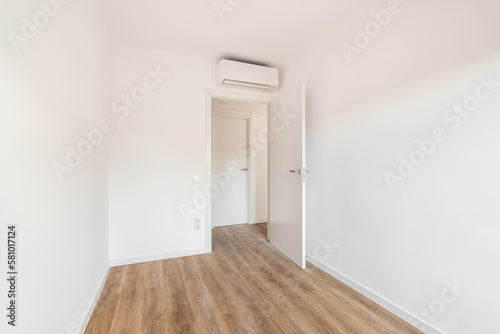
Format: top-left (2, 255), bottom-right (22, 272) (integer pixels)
top-left (193, 217), bottom-right (201, 231)
top-left (193, 177), bottom-right (200, 184)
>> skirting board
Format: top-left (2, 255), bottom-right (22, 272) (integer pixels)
top-left (251, 219), bottom-right (267, 224)
top-left (110, 247), bottom-right (207, 267)
top-left (306, 255), bottom-right (445, 334)
top-left (78, 263), bottom-right (110, 334)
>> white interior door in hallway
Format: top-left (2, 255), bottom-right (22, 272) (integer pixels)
top-left (212, 113), bottom-right (249, 227)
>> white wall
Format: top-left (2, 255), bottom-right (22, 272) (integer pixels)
top-left (283, 1), bottom-right (500, 333)
top-left (108, 45), bottom-right (277, 266)
top-left (109, 45), bottom-right (214, 265)
top-left (108, 55), bottom-right (274, 265)
top-left (0, 0), bottom-right (110, 333)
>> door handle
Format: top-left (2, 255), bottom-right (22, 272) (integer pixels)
top-left (289, 169), bottom-right (309, 174)
top-left (240, 168), bottom-right (248, 171)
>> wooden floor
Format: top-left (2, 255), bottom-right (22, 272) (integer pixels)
top-left (85, 223), bottom-right (422, 334)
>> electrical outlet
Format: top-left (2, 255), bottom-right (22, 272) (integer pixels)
top-left (193, 217), bottom-right (201, 231)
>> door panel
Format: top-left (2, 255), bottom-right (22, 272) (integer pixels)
top-left (213, 116), bottom-right (249, 227)
top-left (269, 82), bottom-right (306, 269)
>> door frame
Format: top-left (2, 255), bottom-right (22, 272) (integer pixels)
top-left (205, 89), bottom-right (272, 253)
top-left (212, 111), bottom-right (252, 228)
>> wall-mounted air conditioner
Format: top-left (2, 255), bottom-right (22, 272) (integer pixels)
top-left (216, 59), bottom-right (279, 93)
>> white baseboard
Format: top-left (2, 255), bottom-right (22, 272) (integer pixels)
top-left (306, 255), bottom-right (444, 334)
top-left (252, 219), bottom-right (267, 224)
top-left (110, 247), bottom-right (207, 267)
top-left (78, 263), bottom-right (110, 334)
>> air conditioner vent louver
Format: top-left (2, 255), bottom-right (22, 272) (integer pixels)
top-left (216, 60), bottom-right (279, 93)
top-left (222, 79), bottom-right (272, 91)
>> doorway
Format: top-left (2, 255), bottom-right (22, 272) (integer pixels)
top-left (205, 83), bottom-right (306, 269)
top-left (211, 98), bottom-right (269, 232)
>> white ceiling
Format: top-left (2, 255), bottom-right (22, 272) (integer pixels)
top-left (103, 0), bottom-right (366, 68)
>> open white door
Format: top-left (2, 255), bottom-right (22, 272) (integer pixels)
top-left (268, 82), bottom-right (306, 269)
